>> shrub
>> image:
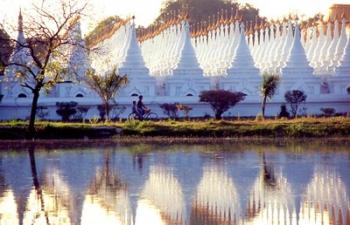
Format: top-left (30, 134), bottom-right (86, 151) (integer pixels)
top-left (199, 89), bottom-right (246, 119)
top-left (279, 104), bottom-right (290, 118)
top-left (176, 104), bottom-right (192, 119)
top-left (160, 103), bottom-right (179, 119)
top-left (285, 90), bottom-right (307, 118)
top-left (321, 108), bottom-right (335, 117)
top-left (36, 106), bottom-right (49, 120)
top-left (56, 102), bottom-right (78, 121)
top-left (76, 106), bottom-right (90, 122)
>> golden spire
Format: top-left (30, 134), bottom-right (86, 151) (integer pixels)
top-left (235, 8), bottom-right (240, 21)
top-left (230, 7), bottom-right (235, 23)
top-left (224, 9), bottom-right (229, 25)
top-left (249, 21), bottom-right (254, 35)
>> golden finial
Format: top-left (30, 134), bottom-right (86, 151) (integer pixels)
top-left (230, 7), bottom-right (235, 23)
top-left (224, 9), bottom-right (229, 25)
top-left (249, 21), bottom-right (254, 34)
top-left (235, 8), bottom-right (240, 20)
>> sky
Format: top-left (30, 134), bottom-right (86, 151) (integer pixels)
top-left (1, 0), bottom-right (350, 36)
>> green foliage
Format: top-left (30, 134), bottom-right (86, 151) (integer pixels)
top-left (85, 16), bottom-right (122, 44)
top-left (154, 0), bottom-right (262, 26)
top-left (1, 117), bottom-right (350, 139)
top-left (177, 103), bottom-right (192, 119)
top-left (56, 102), bottom-right (78, 122)
top-left (279, 104), bottom-right (290, 118)
top-left (321, 108), bottom-right (336, 117)
top-left (160, 103), bottom-right (179, 119)
top-left (261, 73), bottom-right (280, 100)
top-left (36, 106), bottom-right (49, 120)
top-left (260, 73), bottom-right (280, 117)
top-left (199, 89), bottom-right (246, 119)
top-left (285, 90), bottom-right (307, 118)
top-left (86, 67), bottom-right (128, 121)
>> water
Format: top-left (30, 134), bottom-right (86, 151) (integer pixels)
top-left (0, 143), bottom-right (349, 225)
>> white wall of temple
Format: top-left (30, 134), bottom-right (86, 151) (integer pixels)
top-left (0, 95), bottom-right (349, 120)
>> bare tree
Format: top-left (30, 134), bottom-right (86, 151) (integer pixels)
top-left (86, 67), bottom-right (128, 121)
top-left (0, 0), bottom-right (87, 138)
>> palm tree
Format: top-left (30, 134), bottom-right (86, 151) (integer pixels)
top-left (86, 67), bottom-right (128, 121)
top-left (260, 73), bottom-right (280, 118)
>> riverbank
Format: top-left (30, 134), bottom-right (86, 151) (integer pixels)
top-left (0, 117), bottom-right (350, 140)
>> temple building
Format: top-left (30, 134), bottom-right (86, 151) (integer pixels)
top-left (0, 7), bottom-right (350, 120)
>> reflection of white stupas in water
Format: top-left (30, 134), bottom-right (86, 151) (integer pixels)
top-left (298, 166), bottom-right (350, 225)
top-left (191, 165), bottom-right (240, 224)
top-left (0, 186), bottom-right (19, 225)
top-left (135, 165), bottom-right (185, 225)
top-left (0, 190), bottom-right (18, 224)
top-left (81, 163), bottom-right (132, 225)
top-left (245, 163), bottom-right (296, 225)
top-left (22, 168), bottom-right (72, 225)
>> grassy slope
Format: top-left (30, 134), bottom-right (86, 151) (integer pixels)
top-left (0, 117), bottom-right (350, 139)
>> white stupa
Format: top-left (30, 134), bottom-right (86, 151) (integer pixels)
top-left (330, 31), bottom-right (350, 95)
top-left (165, 20), bottom-right (210, 97)
top-left (221, 22), bottom-right (261, 99)
top-left (280, 24), bottom-right (321, 97)
top-left (118, 19), bottom-right (156, 97)
top-left (3, 10), bottom-right (35, 99)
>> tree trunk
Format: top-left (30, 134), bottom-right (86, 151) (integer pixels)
top-left (28, 90), bottom-right (40, 139)
top-left (262, 95), bottom-right (267, 118)
top-left (215, 111), bottom-right (222, 120)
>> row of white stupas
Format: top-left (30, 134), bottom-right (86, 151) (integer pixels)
top-left (1, 9), bottom-right (350, 119)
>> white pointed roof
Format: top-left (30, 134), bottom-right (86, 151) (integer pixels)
top-left (282, 24), bottom-right (314, 77)
top-left (335, 34), bottom-right (350, 77)
top-left (67, 20), bottom-right (90, 81)
top-left (227, 23), bottom-right (260, 79)
top-left (172, 20), bottom-right (203, 77)
top-left (5, 10), bottom-right (32, 79)
top-left (118, 20), bottom-right (151, 78)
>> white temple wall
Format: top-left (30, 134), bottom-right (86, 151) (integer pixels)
top-left (1, 95), bottom-right (349, 120)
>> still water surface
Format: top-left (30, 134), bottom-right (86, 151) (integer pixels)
top-left (0, 143), bottom-right (349, 225)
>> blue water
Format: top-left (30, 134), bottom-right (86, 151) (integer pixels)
top-left (0, 144), bottom-right (349, 225)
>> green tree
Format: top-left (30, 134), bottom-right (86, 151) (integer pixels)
top-left (199, 89), bottom-right (246, 119)
top-left (284, 90), bottom-right (307, 118)
top-left (0, 0), bottom-right (87, 138)
top-left (260, 73), bottom-right (280, 118)
top-left (86, 68), bottom-right (128, 121)
top-left (154, 0), bottom-right (262, 26)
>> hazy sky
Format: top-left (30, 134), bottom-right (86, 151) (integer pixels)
top-left (1, 0), bottom-right (350, 35)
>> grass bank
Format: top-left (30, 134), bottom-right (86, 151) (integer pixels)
top-left (0, 117), bottom-right (350, 140)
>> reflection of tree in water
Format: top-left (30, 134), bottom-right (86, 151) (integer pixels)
top-left (24, 144), bottom-right (72, 225)
top-left (81, 150), bottom-right (132, 225)
top-left (190, 165), bottom-right (240, 225)
top-left (244, 153), bottom-right (295, 225)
